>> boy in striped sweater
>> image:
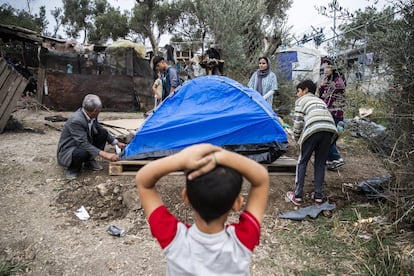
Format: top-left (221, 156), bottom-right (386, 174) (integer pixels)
top-left (287, 80), bottom-right (338, 205)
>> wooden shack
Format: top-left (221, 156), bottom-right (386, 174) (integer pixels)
top-left (0, 24), bottom-right (154, 113)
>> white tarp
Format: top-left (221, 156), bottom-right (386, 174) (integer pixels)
top-left (275, 46), bottom-right (322, 83)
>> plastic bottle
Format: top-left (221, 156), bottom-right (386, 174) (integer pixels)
top-left (337, 121), bottom-right (345, 133)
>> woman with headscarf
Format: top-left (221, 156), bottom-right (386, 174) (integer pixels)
top-left (318, 64), bottom-right (346, 170)
top-left (248, 56), bottom-right (278, 107)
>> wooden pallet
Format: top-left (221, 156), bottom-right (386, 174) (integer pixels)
top-left (109, 156), bottom-right (296, 176)
top-left (265, 156), bottom-right (297, 175)
top-left (0, 58), bottom-right (29, 133)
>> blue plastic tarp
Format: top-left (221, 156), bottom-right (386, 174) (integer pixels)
top-left (276, 51), bottom-right (298, 80)
top-left (122, 75), bottom-right (288, 163)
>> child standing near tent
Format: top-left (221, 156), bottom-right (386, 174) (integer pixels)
top-left (152, 70), bottom-right (162, 108)
top-left (287, 80), bottom-right (337, 205)
top-left (136, 143), bottom-right (269, 275)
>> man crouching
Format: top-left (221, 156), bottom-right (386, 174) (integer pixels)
top-left (57, 94), bottom-right (125, 180)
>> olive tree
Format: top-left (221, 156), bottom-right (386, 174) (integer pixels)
top-left (88, 1), bottom-right (129, 44)
top-left (62, 0), bottom-right (129, 43)
top-left (129, 0), bottom-right (182, 55)
top-left (174, 0), bottom-right (291, 80)
top-left (62, 0), bottom-right (92, 42)
top-left (0, 3), bottom-right (47, 34)
top-left (339, 0), bottom-right (414, 225)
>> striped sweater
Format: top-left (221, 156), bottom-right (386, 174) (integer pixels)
top-left (293, 93), bottom-right (338, 145)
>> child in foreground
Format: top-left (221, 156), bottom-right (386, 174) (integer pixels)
top-left (136, 144), bottom-right (269, 275)
top-left (287, 79), bottom-right (338, 206)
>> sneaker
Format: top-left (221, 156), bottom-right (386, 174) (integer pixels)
top-left (311, 192), bottom-right (325, 205)
top-left (327, 159), bottom-right (345, 171)
top-left (314, 198), bottom-right (324, 205)
top-left (84, 160), bottom-right (103, 171)
top-left (286, 191), bottom-right (302, 206)
top-left (65, 169), bottom-right (79, 180)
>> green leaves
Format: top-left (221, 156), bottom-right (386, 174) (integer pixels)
top-left (0, 3), bottom-right (46, 33)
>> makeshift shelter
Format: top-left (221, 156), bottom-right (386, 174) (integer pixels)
top-left (39, 41), bottom-right (153, 111)
top-left (0, 24), bottom-right (154, 112)
top-left (122, 75), bottom-right (288, 163)
top-left (275, 46), bottom-right (322, 83)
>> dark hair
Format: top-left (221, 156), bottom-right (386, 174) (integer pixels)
top-left (152, 55), bottom-right (164, 69)
top-left (258, 56), bottom-right (270, 65)
top-left (296, 79), bottom-right (317, 94)
top-left (186, 165), bottom-right (242, 223)
top-left (325, 64), bottom-right (344, 82)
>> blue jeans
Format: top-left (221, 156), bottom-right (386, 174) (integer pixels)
top-left (327, 117), bottom-right (342, 161)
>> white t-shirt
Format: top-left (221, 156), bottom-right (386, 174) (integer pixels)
top-left (148, 206), bottom-right (261, 276)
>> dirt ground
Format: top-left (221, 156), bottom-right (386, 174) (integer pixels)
top-left (0, 101), bottom-right (393, 275)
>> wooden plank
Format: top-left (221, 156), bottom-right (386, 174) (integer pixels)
top-left (0, 58), bottom-right (8, 79)
top-left (102, 125), bottom-right (135, 143)
top-left (101, 118), bottom-right (144, 130)
top-left (106, 126), bottom-right (130, 137)
top-left (101, 118), bottom-right (144, 142)
top-left (0, 63), bottom-right (13, 99)
top-left (109, 156), bottom-right (297, 176)
top-left (37, 67), bottom-right (46, 103)
top-left (109, 160), bottom-right (183, 176)
top-left (2, 77), bottom-right (27, 117)
top-left (109, 160), bottom-right (151, 176)
top-left (265, 156), bottom-right (296, 175)
top-left (0, 73), bottom-right (21, 117)
top-left (0, 58), bottom-right (29, 133)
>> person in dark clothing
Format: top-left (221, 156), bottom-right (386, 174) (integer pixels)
top-left (57, 94), bottom-right (126, 180)
top-left (318, 64), bottom-right (346, 170)
top-left (165, 44), bottom-right (175, 64)
top-left (201, 47), bottom-right (224, 75)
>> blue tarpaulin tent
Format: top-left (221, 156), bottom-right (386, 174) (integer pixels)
top-left (122, 75), bottom-right (288, 163)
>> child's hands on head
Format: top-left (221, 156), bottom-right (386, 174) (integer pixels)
top-left (179, 144), bottom-right (221, 180)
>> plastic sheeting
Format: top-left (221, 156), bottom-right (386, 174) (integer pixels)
top-left (122, 75), bottom-right (288, 163)
top-left (106, 39), bottom-right (146, 58)
top-left (358, 173), bottom-right (392, 199)
top-left (275, 46), bottom-right (322, 83)
top-left (279, 201), bottom-right (336, 220)
top-left (347, 117), bottom-right (386, 139)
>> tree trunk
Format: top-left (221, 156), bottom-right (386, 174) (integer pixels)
top-left (148, 33), bottom-right (159, 56)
